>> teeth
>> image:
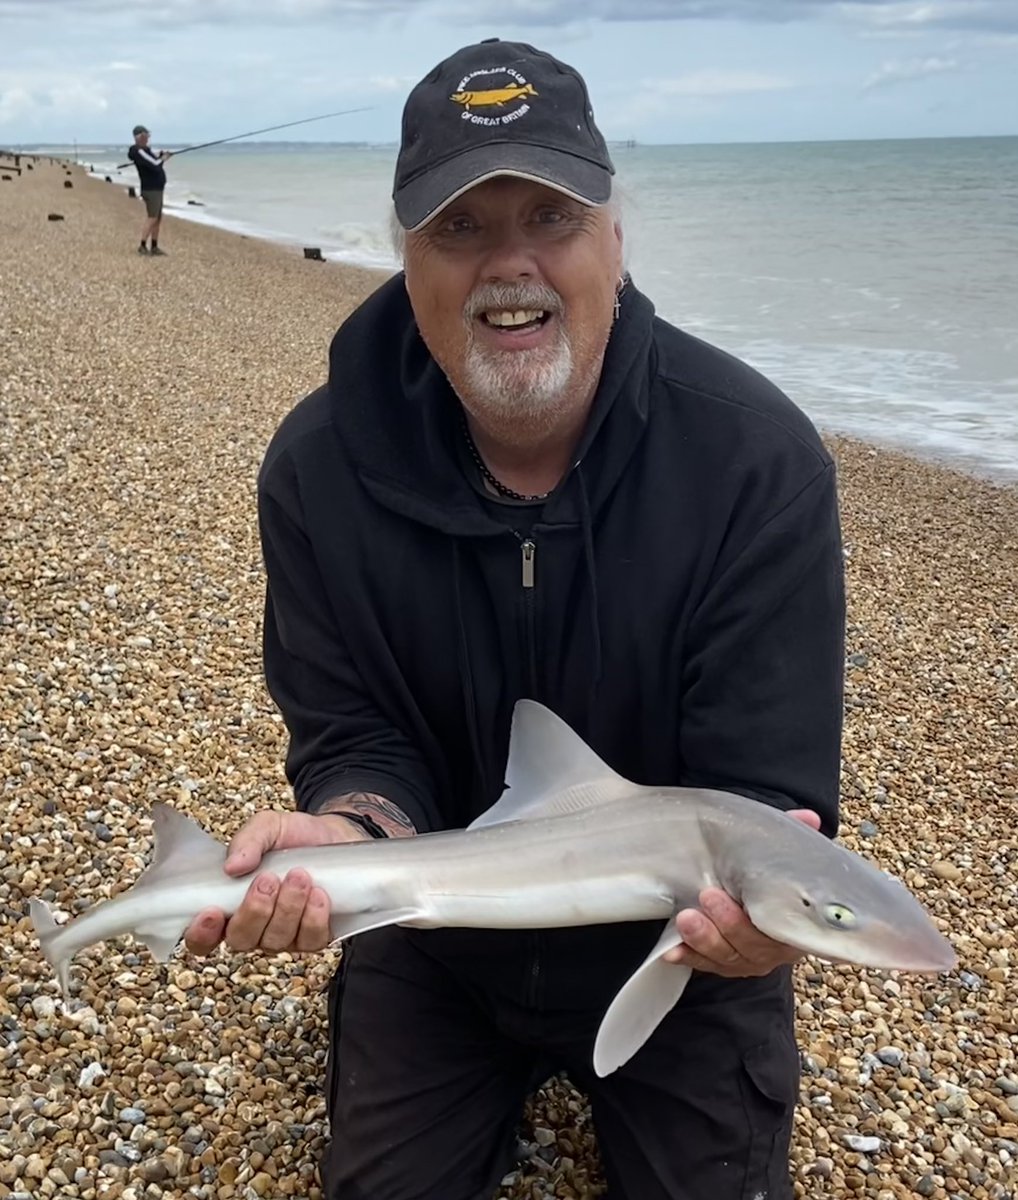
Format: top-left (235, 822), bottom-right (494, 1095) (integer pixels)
top-left (485, 309), bottom-right (545, 327)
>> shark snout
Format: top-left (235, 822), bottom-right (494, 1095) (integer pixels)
top-left (878, 921), bottom-right (957, 973)
top-left (813, 907), bottom-right (958, 975)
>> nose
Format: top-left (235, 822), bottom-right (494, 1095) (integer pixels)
top-left (478, 229), bottom-right (540, 284)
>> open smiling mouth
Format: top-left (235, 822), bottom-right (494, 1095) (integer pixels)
top-left (481, 309), bottom-right (552, 332)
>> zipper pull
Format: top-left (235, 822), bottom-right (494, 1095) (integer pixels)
top-left (521, 539), bottom-right (536, 589)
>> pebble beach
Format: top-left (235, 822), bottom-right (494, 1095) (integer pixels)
top-left (1, 160), bottom-right (1016, 1200)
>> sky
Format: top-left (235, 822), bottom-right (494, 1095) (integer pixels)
top-left (1, 0), bottom-right (1016, 147)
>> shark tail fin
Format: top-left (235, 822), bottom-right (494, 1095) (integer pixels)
top-left (28, 897), bottom-right (72, 1000)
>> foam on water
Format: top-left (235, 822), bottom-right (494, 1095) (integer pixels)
top-left (729, 339), bottom-right (1018, 481)
top-left (312, 223), bottom-right (400, 270)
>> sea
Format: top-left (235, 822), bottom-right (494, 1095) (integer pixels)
top-left (26, 136), bottom-right (1018, 484)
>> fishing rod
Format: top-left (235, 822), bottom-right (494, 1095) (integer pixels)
top-left (116, 105), bottom-right (374, 168)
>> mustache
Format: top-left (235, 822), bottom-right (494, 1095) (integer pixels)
top-left (463, 282), bottom-right (563, 321)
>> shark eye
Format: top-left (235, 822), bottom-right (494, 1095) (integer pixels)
top-left (822, 903), bottom-right (857, 929)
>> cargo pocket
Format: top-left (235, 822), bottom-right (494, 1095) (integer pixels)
top-left (736, 1032), bottom-right (800, 1200)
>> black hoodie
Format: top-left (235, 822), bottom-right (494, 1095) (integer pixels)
top-left (257, 273), bottom-right (845, 839)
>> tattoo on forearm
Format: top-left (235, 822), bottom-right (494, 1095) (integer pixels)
top-left (317, 792), bottom-right (417, 839)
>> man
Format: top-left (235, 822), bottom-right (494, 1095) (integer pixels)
top-left (186, 38), bottom-right (846, 1200)
top-left (127, 124), bottom-right (171, 255)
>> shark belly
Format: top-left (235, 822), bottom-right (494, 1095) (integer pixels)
top-left (416, 873), bottom-right (675, 930)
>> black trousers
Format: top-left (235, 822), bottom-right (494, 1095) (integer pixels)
top-left (320, 921), bottom-right (800, 1200)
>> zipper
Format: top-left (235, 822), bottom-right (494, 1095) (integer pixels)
top-left (521, 538), bottom-right (536, 589)
top-left (517, 535), bottom-right (538, 695)
top-left (516, 536), bottom-right (542, 1012)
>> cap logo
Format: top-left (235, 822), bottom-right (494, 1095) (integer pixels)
top-left (449, 66), bottom-right (538, 127)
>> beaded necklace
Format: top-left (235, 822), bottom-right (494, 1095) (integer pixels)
top-left (459, 411), bottom-right (550, 503)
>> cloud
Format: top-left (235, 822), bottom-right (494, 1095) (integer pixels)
top-left (0, 64), bottom-right (180, 131)
top-left (645, 70), bottom-right (795, 97)
top-left (840, 1), bottom-right (1018, 34)
top-left (437, 0), bottom-right (1018, 33)
top-left (0, 0), bottom-right (417, 23)
top-left (2, 0), bottom-right (1017, 30)
top-left (0, 0), bottom-right (120, 11)
top-left (0, 86), bottom-right (33, 125)
top-left (596, 70), bottom-right (798, 136)
top-left (0, 79), bottom-right (108, 127)
top-left (862, 54), bottom-right (960, 88)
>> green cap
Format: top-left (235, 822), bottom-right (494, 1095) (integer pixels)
top-left (132, 125), bottom-right (149, 136)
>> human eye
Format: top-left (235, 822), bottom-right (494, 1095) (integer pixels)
top-left (440, 212), bottom-right (479, 236)
top-left (530, 202), bottom-right (586, 234)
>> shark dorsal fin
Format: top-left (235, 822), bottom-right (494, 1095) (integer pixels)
top-left (134, 803), bottom-right (226, 890)
top-left (467, 700), bottom-right (634, 831)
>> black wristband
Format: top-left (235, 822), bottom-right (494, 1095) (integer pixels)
top-left (333, 811), bottom-right (389, 839)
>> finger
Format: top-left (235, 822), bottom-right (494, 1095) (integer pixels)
top-left (699, 888), bottom-right (784, 962)
top-left (224, 812), bottom-right (282, 876)
top-left (672, 905), bottom-right (742, 967)
top-left (665, 918), bottom-right (781, 979)
top-left (224, 872), bottom-right (279, 952)
top-left (260, 868), bottom-right (313, 952)
top-left (184, 908), bottom-right (226, 956)
top-left (295, 886), bottom-right (333, 953)
top-left (699, 889), bottom-right (804, 968)
top-left (668, 945), bottom-right (766, 978)
top-left (787, 807), bottom-right (822, 831)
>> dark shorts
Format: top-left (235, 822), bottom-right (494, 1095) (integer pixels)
top-left (141, 189), bottom-right (163, 219)
top-left (321, 922), bottom-right (800, 1200)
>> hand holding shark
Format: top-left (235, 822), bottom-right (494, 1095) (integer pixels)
top-left (670, 809), bottom-right (822, 978)
top-left (185, 810), bottom-right (364, 956)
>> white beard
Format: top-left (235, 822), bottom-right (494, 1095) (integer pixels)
top-left (461, 331), bottom-right (575, 421)
top-left (459, 280), bottom-right (575, 421)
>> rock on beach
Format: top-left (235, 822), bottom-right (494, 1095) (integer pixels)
top-left (1, 161), bottom-right (1017, 1200)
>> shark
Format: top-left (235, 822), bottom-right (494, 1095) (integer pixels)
top-left (29, 699), bottom-right (956, 1075)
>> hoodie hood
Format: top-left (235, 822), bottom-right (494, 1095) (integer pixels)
top-left (326, 271), bottom-right (658, 537)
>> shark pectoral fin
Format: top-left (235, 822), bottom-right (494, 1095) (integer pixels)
top-left (592, 920), bottom-right (691, 1078)
top-left (327, 907), bottom-right (426, 945)
top-left (135, 918), bottom-right (189, 963)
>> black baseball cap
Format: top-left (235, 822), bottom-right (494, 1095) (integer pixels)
top-left (393, 38), bottom-right (615, 232)
top-left (132, 125), bottom-right (149, 135)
